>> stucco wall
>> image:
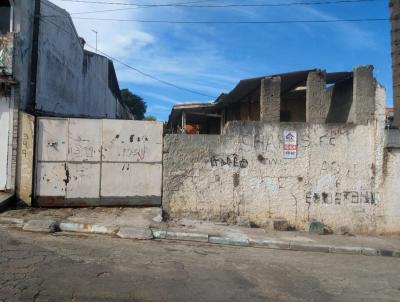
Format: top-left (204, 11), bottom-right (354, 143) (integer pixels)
top-left (163, 85), bottom-right (396, 234)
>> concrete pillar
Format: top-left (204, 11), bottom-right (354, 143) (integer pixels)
top-left (349, 65), bottom-right (376, 125)
top-left (390, 0), bottom-right (400, 127)
top-left (260, 76), bottom-right (281, 122)
top-left (306, 71), bottom-right (329, 123)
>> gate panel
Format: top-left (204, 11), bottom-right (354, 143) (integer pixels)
top-left (66, 163), bottom-right (100, 199)
top-left (37, 118), bottom-right (68, 162)
top-left (36, 162), bottom-right (67, 197)
top-left (68, 119), bottom-right (102, 162)
top-left (101, 163), bottom-right (162, 204)
top-left (35, 117), bottom-right (163, 207)
top-left (102, 119), bottom-right (162, 163)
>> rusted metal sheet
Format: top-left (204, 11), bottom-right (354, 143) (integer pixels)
top-left (35, 118), bottom-right (163, 207)
top-left (16, 112), bottom-right (35, 205)
top-left (36, 196), bottom-right (161, 207)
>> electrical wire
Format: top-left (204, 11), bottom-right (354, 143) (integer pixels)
top-left (57, 0), bottom-right (377, 7)
top-left (70, 16), bottom-right (390, 24)
top-left (57, 0), bottom-right (221, 6)
top-left (65, 0), bottom-right (379, 15)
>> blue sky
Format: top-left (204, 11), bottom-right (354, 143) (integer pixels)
top-left (51, 0), bottom-right (392, 121)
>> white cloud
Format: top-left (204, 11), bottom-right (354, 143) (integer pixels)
top-left (49, 0), bottom-right (249, 96)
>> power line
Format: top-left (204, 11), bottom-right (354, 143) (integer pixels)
top-left (65, 0), bottom-right (378, 15)
top-left (57, 0), bottom-right (220, 6)
top-left (39, 16), bottom-right (217, 99)
top-left (70, 16), bottom-right (390, 24)
top-left (84, 43), bottom-right (217, 98)
top-left (57, 0), bottom-right (378, 10)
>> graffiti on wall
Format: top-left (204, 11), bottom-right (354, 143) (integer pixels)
top-left (319, 127), bottom-right (353, 147)
top-left (306, 191), bottom-right (379, 206)
top-left (107, 133), bottom-right (149, 162)
top-left (211, 154), bottom-right (248, 169)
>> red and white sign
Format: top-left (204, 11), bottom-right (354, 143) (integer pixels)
top-left (283, 130), bottom-right (297, 159)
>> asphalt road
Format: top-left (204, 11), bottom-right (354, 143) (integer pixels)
top-left (0, 228), bottom-right (399, 302)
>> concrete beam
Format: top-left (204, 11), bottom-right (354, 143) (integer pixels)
top-left (260, 76), bottom-right (281, 123)
top-left (390, 0), bottom-right (400, 127)
top-left (349, 65), bottom-right (376, 125)
top-left (306, 71), bottom-right (330, 123)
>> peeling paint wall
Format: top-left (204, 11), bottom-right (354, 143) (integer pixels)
top-left (35, 1), bottom-right (126, 118)
top-left (16, 111), bottom-right (34, 205)
top-left (35, 117), bottom-right (162, 206)
top-left (163, 85), bottom-right (398, 234)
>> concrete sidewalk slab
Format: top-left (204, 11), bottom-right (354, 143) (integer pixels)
top-left (166, 230), bottom-right (209, 242)
top-left (1, 208), bottom-right (400, 258)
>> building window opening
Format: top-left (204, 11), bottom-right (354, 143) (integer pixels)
top-left (0, 0), bottom-right (11, 34)
top-left (280, 86), bottom-right (307, 122)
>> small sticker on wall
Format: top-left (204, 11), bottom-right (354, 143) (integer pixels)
top-left (283, 130), bottom-right (297, 159)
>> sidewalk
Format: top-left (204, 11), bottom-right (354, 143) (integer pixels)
top-left (0, 207), bottom-right (399, 258)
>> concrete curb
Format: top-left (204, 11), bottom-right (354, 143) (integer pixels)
top-left (166, 231), bottom-right (209, 242)
top-left (58, 222), bottom-right (118, 235)
top-left (2, 217), bottom-right (399, 258)
top-left (22, 219), bottom-right (59, 233)
top-left (209, 235), bottom-right (250, 246)
top-left (0, 217), bottom-right (25, 227)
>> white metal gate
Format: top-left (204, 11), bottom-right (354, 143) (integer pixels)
top-left (0, 96), bottom-right (10, 190)
top-left (35, 117), bottom-right (163, 207)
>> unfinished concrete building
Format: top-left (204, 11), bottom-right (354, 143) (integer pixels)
top-left (167, 67), bottom-right (376, 134)
top-left (163, 66), bottom-right (400, 234)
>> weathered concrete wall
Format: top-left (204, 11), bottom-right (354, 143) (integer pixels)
top-left (260, 77), bottom-right (280, 123)
top-left (16, 111), bottom-right (34, 205)
top-left (163, 84), bottom-right (396, 234)
top-left (306, 71), bottom-right (331, 123)
top-left (35, 117), bottom-right (163, 207)
top-left (34, 1), bottom-right (126, 119)
top-left (381, 148), bottom-right (400, 234)
top-left (12, 0), bottom-right (35, 110)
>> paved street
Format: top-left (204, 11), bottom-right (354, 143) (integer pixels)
top-left (0, 228), bottom-right (400, 302)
